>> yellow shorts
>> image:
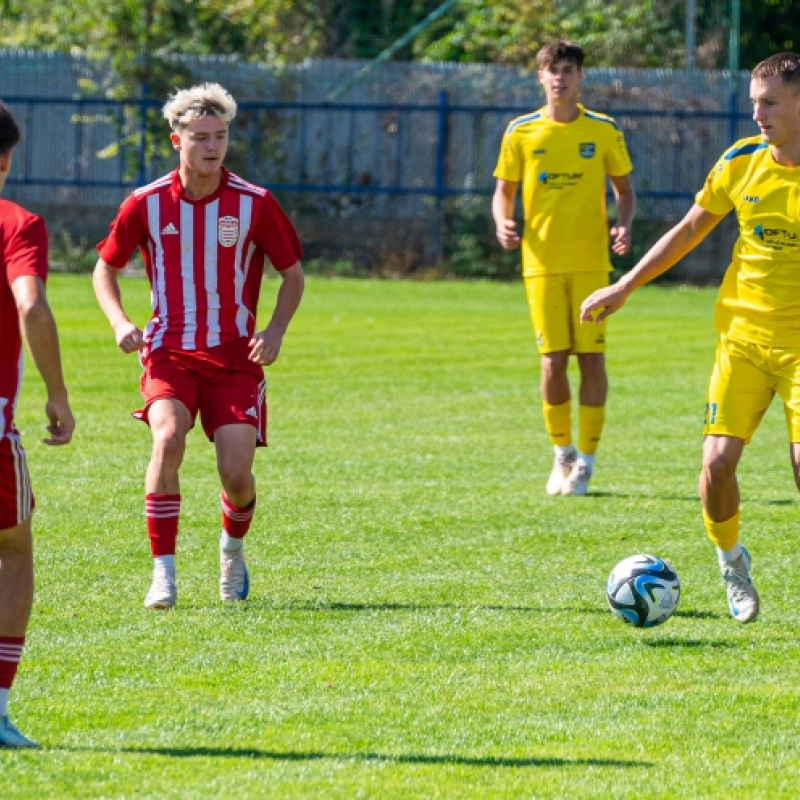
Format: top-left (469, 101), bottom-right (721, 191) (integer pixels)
top-left (524, 272), bottom-right (608, 354)
top-left (704, 334), bottom-right (800, 443)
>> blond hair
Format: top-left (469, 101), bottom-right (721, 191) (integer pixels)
top-left (162, 83), bottom-right (237, 130)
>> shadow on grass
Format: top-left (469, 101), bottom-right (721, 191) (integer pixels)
top-left (107, 746), bottom-right (652, 769)
top-left (642, 637), bottom-right (735, 648)
top-left (673, 609), bottom-right (725, 620)
top-left (243, 599), bottom-right (611, 616)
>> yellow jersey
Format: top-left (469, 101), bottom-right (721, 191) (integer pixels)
top-left (493, 104), bottom-right (633, 277)
top-left (696, 135), bottom-right (800, 347)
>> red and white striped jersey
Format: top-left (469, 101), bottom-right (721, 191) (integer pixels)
top-left (97, 167), bottom-right (303, 353)
top-left (0, 199), bottom-right (49, 441)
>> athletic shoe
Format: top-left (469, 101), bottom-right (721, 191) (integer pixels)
top-left (0, 715), bottom-right (38, 749)
top-left (562, 461), bottom-right (592, 496)
top-left (721, 546), bottom-right (759, 623)
top-left (546, 449), bottom-right (577, 496)
top-left (144, 561), bottom-right (177, 610)
top-left (220, 537), bottom-right (249, 601)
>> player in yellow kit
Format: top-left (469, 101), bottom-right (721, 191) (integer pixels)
top-left (581, 51), bottom-right (800, 623)
top-left (493, 40), bottom-right (635, 497)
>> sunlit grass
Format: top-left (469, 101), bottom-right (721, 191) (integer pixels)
top-left (3, 276), bottom-right (798, 798)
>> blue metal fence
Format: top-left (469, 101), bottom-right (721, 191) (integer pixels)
top-left (3, 89), bottom-right (755, 213)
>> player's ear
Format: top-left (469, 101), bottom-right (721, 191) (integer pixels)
top-left (0, 149), bottom-right (12, 174)
top-left (169, 131), bottom-right (181, 151)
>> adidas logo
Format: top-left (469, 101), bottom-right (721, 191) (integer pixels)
top-left (161, 222), bottom-right (179, 235)
top-left (245, 407), bottom-right (257, 418)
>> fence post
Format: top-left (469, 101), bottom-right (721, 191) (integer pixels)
top-left (138, 82), bottom-right (149, 186)
top-left (434, 89), bottom-right (448, 209)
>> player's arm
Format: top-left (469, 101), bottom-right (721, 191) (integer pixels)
top-left (580, 203), bottom-right (725, 323)
top-left (608, 173), bottom-right (636, 256)
top-left (92, 258), bottom-right (145, 353)
top-left (249, 261), bottom-right (305, 366)
top-left (11, 275), bottom-right (75, 446)
top-left (492, 179), bottom-right (521, 250)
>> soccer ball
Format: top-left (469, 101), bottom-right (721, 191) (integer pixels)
top-left (606, 554), bottom-right (680, 628)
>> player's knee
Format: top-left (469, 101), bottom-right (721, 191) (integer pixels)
top-left (151, 428), bottom-right (186, 466)
top-left (701, 449), bottom-right (738, 486)
top-left (0, 521), bottom-right (33, 560)
top-left (219, 468), bottom-right (254, 504)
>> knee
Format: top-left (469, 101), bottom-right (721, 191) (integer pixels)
top-left (218, 463), bottom-right (254, 502)
top-left (0, 523), bottom-right (33, 562)
top-left (151, 428), bottom-right (185, 466)
top-left (577, 354), bottom-right (605, 379)
top-left (542, 353), bottom-right (569, 380)
top-left (702, 449), bottom-right (738, 486)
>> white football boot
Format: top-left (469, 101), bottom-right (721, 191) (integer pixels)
top-left (546, 448), bottom-right (577, 496)
top-left (0, 715), bottom-right (38, 749)
top-left (220, 535), bottom-right (249, 602)
top-left (562, 460), bottom-right (592, 496)
top-left (144, 560), bottom-right (177, 610)
top-left (720, 546), bottom-right (759, 623)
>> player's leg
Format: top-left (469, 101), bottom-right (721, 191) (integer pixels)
top-left (525, 275), bottom-right (576, 495)
top-left (213, 425), bottom-right (257, 602)
top-left (199, 350), bottom-right (264, 602)
top-left (0, 435), bottom-right (37, 748)
top-left (702, 336), bottom-right (772, 623)
top-left (142, 398), bottom-right (193, 609)
top-left (563, 272), bottom-right (608, 496)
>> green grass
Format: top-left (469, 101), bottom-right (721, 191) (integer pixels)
top-left (4, 275), bottom-right (799, 798)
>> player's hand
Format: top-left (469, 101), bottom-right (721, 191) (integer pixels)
top-left (114, 320), bottom-right (145, 354)
top-left (43, 395), bottom-right (75, 446)
top-left (580, 283), bottom-right (631, 324)
top-left (610, 225), bottom-right (631, 255)
top-left (496, 219), bottom-right (521, 250)
top-left (249, 328), bottom-right (283, 366)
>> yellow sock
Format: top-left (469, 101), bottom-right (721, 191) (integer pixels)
top-left (703, 509), bottom-right (740, 551)
top-left (578, 404), bottom-right (605, 456)
top-left (542, 401), bottom-right (571, 448)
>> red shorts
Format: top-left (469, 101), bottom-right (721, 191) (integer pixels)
top-left (136, 338), bottom-right (267, 445)
top-left (0, 431), bottom-right (34, 530)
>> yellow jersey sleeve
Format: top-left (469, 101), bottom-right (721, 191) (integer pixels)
top-left (493, 117), bottom-right (530, 183)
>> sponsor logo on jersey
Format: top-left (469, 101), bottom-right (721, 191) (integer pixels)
top-left (537, 171), bottom-right (583, 188)
top-left (161, 222), bottom-right (179, 235)
top-left (743, 195), bottom-right (760, 203)
top-left (579, 143), bottom-right (596, 158)
top-left (533, 148), bottom-right (547, 155)
top-left (753, 224), bottom-right (799, 250)
top-left (245, 406), bottom-right (258, 418)
top-left (218, 216), bottom-right (239, 247)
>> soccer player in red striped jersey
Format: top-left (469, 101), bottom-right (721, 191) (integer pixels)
top-left (93, 83), bottom-right (304, 610)
top-left (0, 101), bottom-right (75, 748)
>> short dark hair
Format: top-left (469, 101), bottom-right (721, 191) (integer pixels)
top-left (536, 41), bottom-right (585, 71)
top-left (0, 101), bottom-right (20, 155)
top-left (751, 51), bottom-right (800, 88)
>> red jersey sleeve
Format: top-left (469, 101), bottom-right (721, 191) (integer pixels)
top-left (253, 192), bottom-right (303, 271)
top-left (96, 192), bottom-right (148, 268)
top-left (5, 213), bottom-right (48, 284)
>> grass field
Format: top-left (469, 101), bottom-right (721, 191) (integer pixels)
top-left (3, 275), bottom-right (800, 798)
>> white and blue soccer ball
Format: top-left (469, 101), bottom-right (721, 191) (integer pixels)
top-left (606, 554), bottom-right (680, 628)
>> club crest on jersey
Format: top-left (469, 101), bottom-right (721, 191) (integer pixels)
top-left (218, 216), bottom-right (239, 247)
top-left (579, 143), bottom-right (595, 158)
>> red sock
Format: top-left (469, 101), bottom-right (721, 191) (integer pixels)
top-left (145, 493), bottom-right (181, 557)
top-left (0, 636), bottom-right (24, 690)
top-left (221, 493), bottom-right (256, 539)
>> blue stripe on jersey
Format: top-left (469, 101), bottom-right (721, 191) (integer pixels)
top-left (583, 110), bottom-right (620, 130)
top-left (723, 141), bottom-right (768, 161)
top-left (506, 112), bottom-right (543, 133)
